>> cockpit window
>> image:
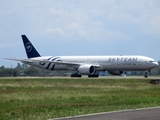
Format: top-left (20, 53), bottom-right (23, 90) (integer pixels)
top-left (150, 61), bottom-right (155, 62)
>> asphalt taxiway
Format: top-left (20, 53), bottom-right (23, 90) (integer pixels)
top-left (51, 107), bottom-right (160, 120)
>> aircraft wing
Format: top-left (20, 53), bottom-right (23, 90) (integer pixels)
top-left (6, 58), bottom-right (102, 69)
top-left (5, 58), bottom-right (33, 63)
top-left (40, 59), bottom-right (102, 68)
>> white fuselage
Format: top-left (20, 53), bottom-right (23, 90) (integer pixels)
top-left (24, 55), bottom-right (158, 72)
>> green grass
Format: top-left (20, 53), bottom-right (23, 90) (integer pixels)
top-left (0, 77), bottom-right (160, 120)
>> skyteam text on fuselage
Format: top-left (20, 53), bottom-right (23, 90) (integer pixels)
top-left (6, 35), bottom-right (159, 78)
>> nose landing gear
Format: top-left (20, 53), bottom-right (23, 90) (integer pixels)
top-left (144, 73), bottom-right (148, 78)
top-left (144, 70), bottom-right (150, 78)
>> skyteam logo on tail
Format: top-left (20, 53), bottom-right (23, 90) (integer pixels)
top-left (25, 42), bottom-right (32, 52)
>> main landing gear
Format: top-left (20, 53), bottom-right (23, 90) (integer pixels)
top-left (88, 74), bottom-right (99, 77)
top-left (71, 73), bottom-right (99, 78)
top-left (71, 73), bottom-right (82, 77)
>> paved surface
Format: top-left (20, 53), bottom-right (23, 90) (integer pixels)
top-left (51, 107), bottom-right (160, 120)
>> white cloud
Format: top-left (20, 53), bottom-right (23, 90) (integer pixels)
top-left (0, 43), bottom-right (20, 49)
top-left (13, 1), bottom-right (160, 40)
top-left (44, 28), bottom-right (65, 36)
top-left (0, 1), bottom-right (160, 43)
top-left (149, 15), bottom-right (160, 38)
top-left (68, 22), bottom-right (86, 36)
top-left (49, 8), bottom-right (69, 17)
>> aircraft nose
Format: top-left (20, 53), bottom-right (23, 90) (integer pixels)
top-left (154, 62), bottom-right (159, 67)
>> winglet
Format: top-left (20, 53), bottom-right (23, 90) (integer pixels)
top-left (21, 35), bottom-right (41, 58)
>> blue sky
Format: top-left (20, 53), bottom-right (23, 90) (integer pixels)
top-left (1, 0), bottom-right (160, 67)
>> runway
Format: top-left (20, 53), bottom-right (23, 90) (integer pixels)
top-left (51, 107), bottom-right (160, 120)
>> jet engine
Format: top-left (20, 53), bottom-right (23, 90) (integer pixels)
top-left (108, 71), bottom-right (124, 75)
top-left (78, 65), bottom-right (95, 75)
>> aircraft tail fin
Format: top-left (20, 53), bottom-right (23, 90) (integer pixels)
top-left (21, 35), bottom-right (41, 58)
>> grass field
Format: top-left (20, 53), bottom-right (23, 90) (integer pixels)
top-left (0, 77), bottom-right (160, 120)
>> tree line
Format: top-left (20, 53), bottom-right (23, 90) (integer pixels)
top-left (0, 62), bottom-right (160, 77)
top-left (0, 63), bottom-right (71, 77)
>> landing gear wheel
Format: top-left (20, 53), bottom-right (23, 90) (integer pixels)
top-left (144, 74), bottom-right (148, 78)
top-left (88, 75), bottom-right (99, 78)
top-left (71, 73), bottom-right (81, 77)
top-left (144, 71), bottom-right (149, 78)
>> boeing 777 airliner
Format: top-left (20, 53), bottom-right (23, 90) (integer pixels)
top-left (6, 35), bottom-right (159, 78)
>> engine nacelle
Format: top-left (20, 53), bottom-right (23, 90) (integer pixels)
top-left (78, 65), bottom-right (95, 75)
top-left (108, 71), bottom-right (124, 75)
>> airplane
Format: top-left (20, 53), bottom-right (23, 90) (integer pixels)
top-left (6, 35), bottom-right (159, 78)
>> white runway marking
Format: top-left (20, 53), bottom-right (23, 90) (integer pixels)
top-left (50, 106), bottom-right (160, 120)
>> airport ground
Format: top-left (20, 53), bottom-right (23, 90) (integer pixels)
top-left (0, 77), bottom-right (160, 120)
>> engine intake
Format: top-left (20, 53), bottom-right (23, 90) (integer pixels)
top-left (78, 65), bottom-right (95, 75)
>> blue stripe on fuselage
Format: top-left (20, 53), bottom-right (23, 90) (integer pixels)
top-left (46, 62), bottom-right (51, 69)
top-left (45, 57), bottom-right (60, 70)
top-left (51, 64), bottom-right (55, 70)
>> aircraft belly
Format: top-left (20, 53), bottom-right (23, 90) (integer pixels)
top-left (54, 65), bottom-right (68, 70)
top-left (102, 63), bottom-right (147, 71)
top-left (45, 63), bottom-right (68, 70)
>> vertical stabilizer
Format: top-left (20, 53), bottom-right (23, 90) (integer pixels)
top-left (21, 35), bottom-right (41, 58)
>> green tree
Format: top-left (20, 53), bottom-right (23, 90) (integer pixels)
top-left (16, 63), bottom-right (22, 70)
top-left (24, 66), bottom-right (40, 76)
